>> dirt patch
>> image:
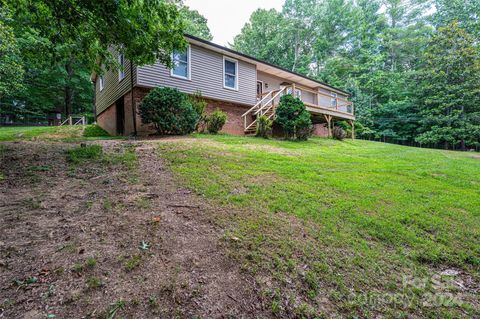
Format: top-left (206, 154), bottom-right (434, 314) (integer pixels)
top-left (0, 141), bottom-right (270, 318)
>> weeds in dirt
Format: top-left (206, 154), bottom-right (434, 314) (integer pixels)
top-left (72, 262), bottom-right (84, 273)
top-left (85, 257), bottom-right (97, 269)
top-left (139, 240), bottom-right (151, 251)
top-left (57, 242), bottom-right (77, 253)
top-left (135, 197), bottom-right (151, 209)
top-left (148, 295), bottom-right (159, 308)
top-left (66, 145), bottom-right (103, 163)
top-left (102, 198), bottom-right (113, 211)
top-left (14, 277), bottom-right (37, 287)
top-left (86, 276), bottom-right (102, 290)
top-left (100, 300), bottom-right (125, 319)
top-left (124, 254), bottom-right (142, 272)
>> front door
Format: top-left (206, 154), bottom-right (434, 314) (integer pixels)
top-left (256, 81), bottom-right (263, 99)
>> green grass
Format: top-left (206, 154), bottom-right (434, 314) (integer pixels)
top-left (157, 134), bottom-right (480, 318)
top-left (66, 145), bottom-right (103, 163)
top-left (0, 125), bottom-right (118, 142)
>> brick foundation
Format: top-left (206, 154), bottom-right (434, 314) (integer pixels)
top-left (312, 123), bottom-right (329, 137)
top-left (203, 98), bottom-right (250, 135)
top-left (96, 87), bottom-right (250, 136)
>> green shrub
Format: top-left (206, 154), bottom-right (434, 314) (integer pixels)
top-left (207, 108), bottom-right (227, 134)
top-left (189, 90), bottom-right (208, 132)
top-left (83, 125), bottom-right (110, 137)
top-left (274, 94), bottom-right (312, 140)
top-left (255, 115), bottom-right (272, 138)
top-left (138, 87), bottom-right (199, 135)
top-left (66, 145), bottom-right (103, 163)
top-left (332, 126), bottom-right (346, 140)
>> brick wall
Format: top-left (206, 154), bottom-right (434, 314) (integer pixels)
top-left (96, 102), bottom-right (117, 136)
top-left (97, 87), bottom-right (251, 136)
top-left (312, 123), bottom-right (329, 137)
top-left (203, 98), bottom-right (250, 135)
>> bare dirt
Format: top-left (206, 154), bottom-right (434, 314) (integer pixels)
top-left (0, 141), bottom-right (270, 318)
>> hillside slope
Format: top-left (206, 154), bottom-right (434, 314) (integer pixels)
top-left (158, 135), bottom-right (480, 318)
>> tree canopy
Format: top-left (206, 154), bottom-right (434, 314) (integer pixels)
top-left (233, 0), bottom-right (480, 150)
top-left (0, 0), bottom-right (212, 122)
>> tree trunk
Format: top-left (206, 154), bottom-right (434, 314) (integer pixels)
top-left (64, 57), bottom-right (75, 118)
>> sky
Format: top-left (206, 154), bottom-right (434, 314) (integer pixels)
top-left (184, 0), bottom-right (284, 46)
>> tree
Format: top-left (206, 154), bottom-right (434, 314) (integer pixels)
top-left (275, 94), bottom-right (313, 140)
top-left (415, 22), bottom-right (480, 150)
top-left (0, 7), bottom-right (24, 100)
top-left (179, 5), bottom-right (213, 40)
top-left (6, 0), bottom-right (187, 70)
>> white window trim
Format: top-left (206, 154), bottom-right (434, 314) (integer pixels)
top-left (118, 54), bottom-right (125, 81)
top-left (170, 45), bottom-right (191, 80)
top-left (223, 56), bottom-right (239, 91)
top-left (99, 76), bottom-right (104, 91)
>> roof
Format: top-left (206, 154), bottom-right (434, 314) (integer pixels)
top-left (185, 34), bottom-right (350, 96)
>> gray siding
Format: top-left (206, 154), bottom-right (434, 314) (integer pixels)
top-left (95, 51), bottom-right (136, 115)
top-left (137, 44), bottom-right (257, 106)
top-left (258, 71), bottom-right (348, 110)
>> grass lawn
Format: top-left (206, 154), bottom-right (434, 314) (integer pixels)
top-left (0, 125), bottom-right (115, 142)
top-left (157, 134), bottom-right (480, 318)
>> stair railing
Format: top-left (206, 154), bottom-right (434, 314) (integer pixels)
top-left (242, 91), bottom-right (274, 130)
top-left (243, 87), bottom-right (287, 132)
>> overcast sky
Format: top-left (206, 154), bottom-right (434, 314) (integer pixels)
top-left (184, 0), bottom-right (284, 46)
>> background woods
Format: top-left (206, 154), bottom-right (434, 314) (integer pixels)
top-left (233, 0), bottom-right (480, 150)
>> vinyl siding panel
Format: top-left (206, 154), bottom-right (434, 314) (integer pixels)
top-left (137, 44), bottom-right (257, 106)
top-left (95, 51), bottom-right (136, 115)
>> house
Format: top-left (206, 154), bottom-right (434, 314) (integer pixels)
top-left (92, 35), bottom-right (355, 138)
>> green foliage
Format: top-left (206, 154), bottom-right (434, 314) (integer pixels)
top-left (5, 0), bottom-right (186, 70)
top-left (274, 95), bottom-right (312, 140)
top-left (189, 91), bottom-right (208, 131)
top-left (83, 125), bottom-right (110, 137)
top-left (415, 22), bottom-right (480, 150)
top-left (207, 108), bottom-right (227, 134)
top-left (179, 5), bottom-right (213, 41)
top-left (332, 126), bottom-right (346, 140)
top-left (66, 145), bottom-right (103, 163)
top-left (0, 7), bottom-right (24, 100)
top-left (139, 87), bottom-right (199, 135)
top-left (255, 115), bottom-right (272, 138)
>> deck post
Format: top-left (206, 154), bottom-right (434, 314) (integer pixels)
top-left (324, 114), bottom-right (332, 138)
top-left (292, 83), bottom-right (296, 97)
top-left (349, 120), bottom-right (355, 140)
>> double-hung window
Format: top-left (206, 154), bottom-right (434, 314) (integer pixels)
top-left (223, 57), bottom-right (238, 90)
top-left (171, 46), bottom-right (190, 79)
top-left (118, 54), bottom-right (125, 81)
top-left (99, 76), bottom-right (105, 91)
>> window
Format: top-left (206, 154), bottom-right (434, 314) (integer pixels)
top-left (118, 54), bottom-right (125, 81)
top-left (331, 92), bottom-right (337, 108)
top-left (223, 57), bottom-right (238, 90)
top-left (171, 46), bottom-right (190, 79)
top-left (99, 76), bottom-right (104, 91)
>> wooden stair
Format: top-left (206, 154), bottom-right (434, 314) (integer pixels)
top-left (241, 87), bottom-right (286, 136)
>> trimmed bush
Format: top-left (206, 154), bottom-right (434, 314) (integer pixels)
top-left (207, 108), bottom-right (227, 134)
top-left (189, 90), bottom-right (208, 132)
top-left (332, 126), bottom-right (346, 140)
top-left (255, 115), bottom-right (272, 138)
top-left (274, 94), bottom-right (312, 140)
top-left (139, 87), bottom-right (199, 135)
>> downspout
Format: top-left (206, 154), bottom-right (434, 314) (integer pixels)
top-left (92, 80), bottom-right (97, 123)
top-left (130, 60), bottom-right (137, 136)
